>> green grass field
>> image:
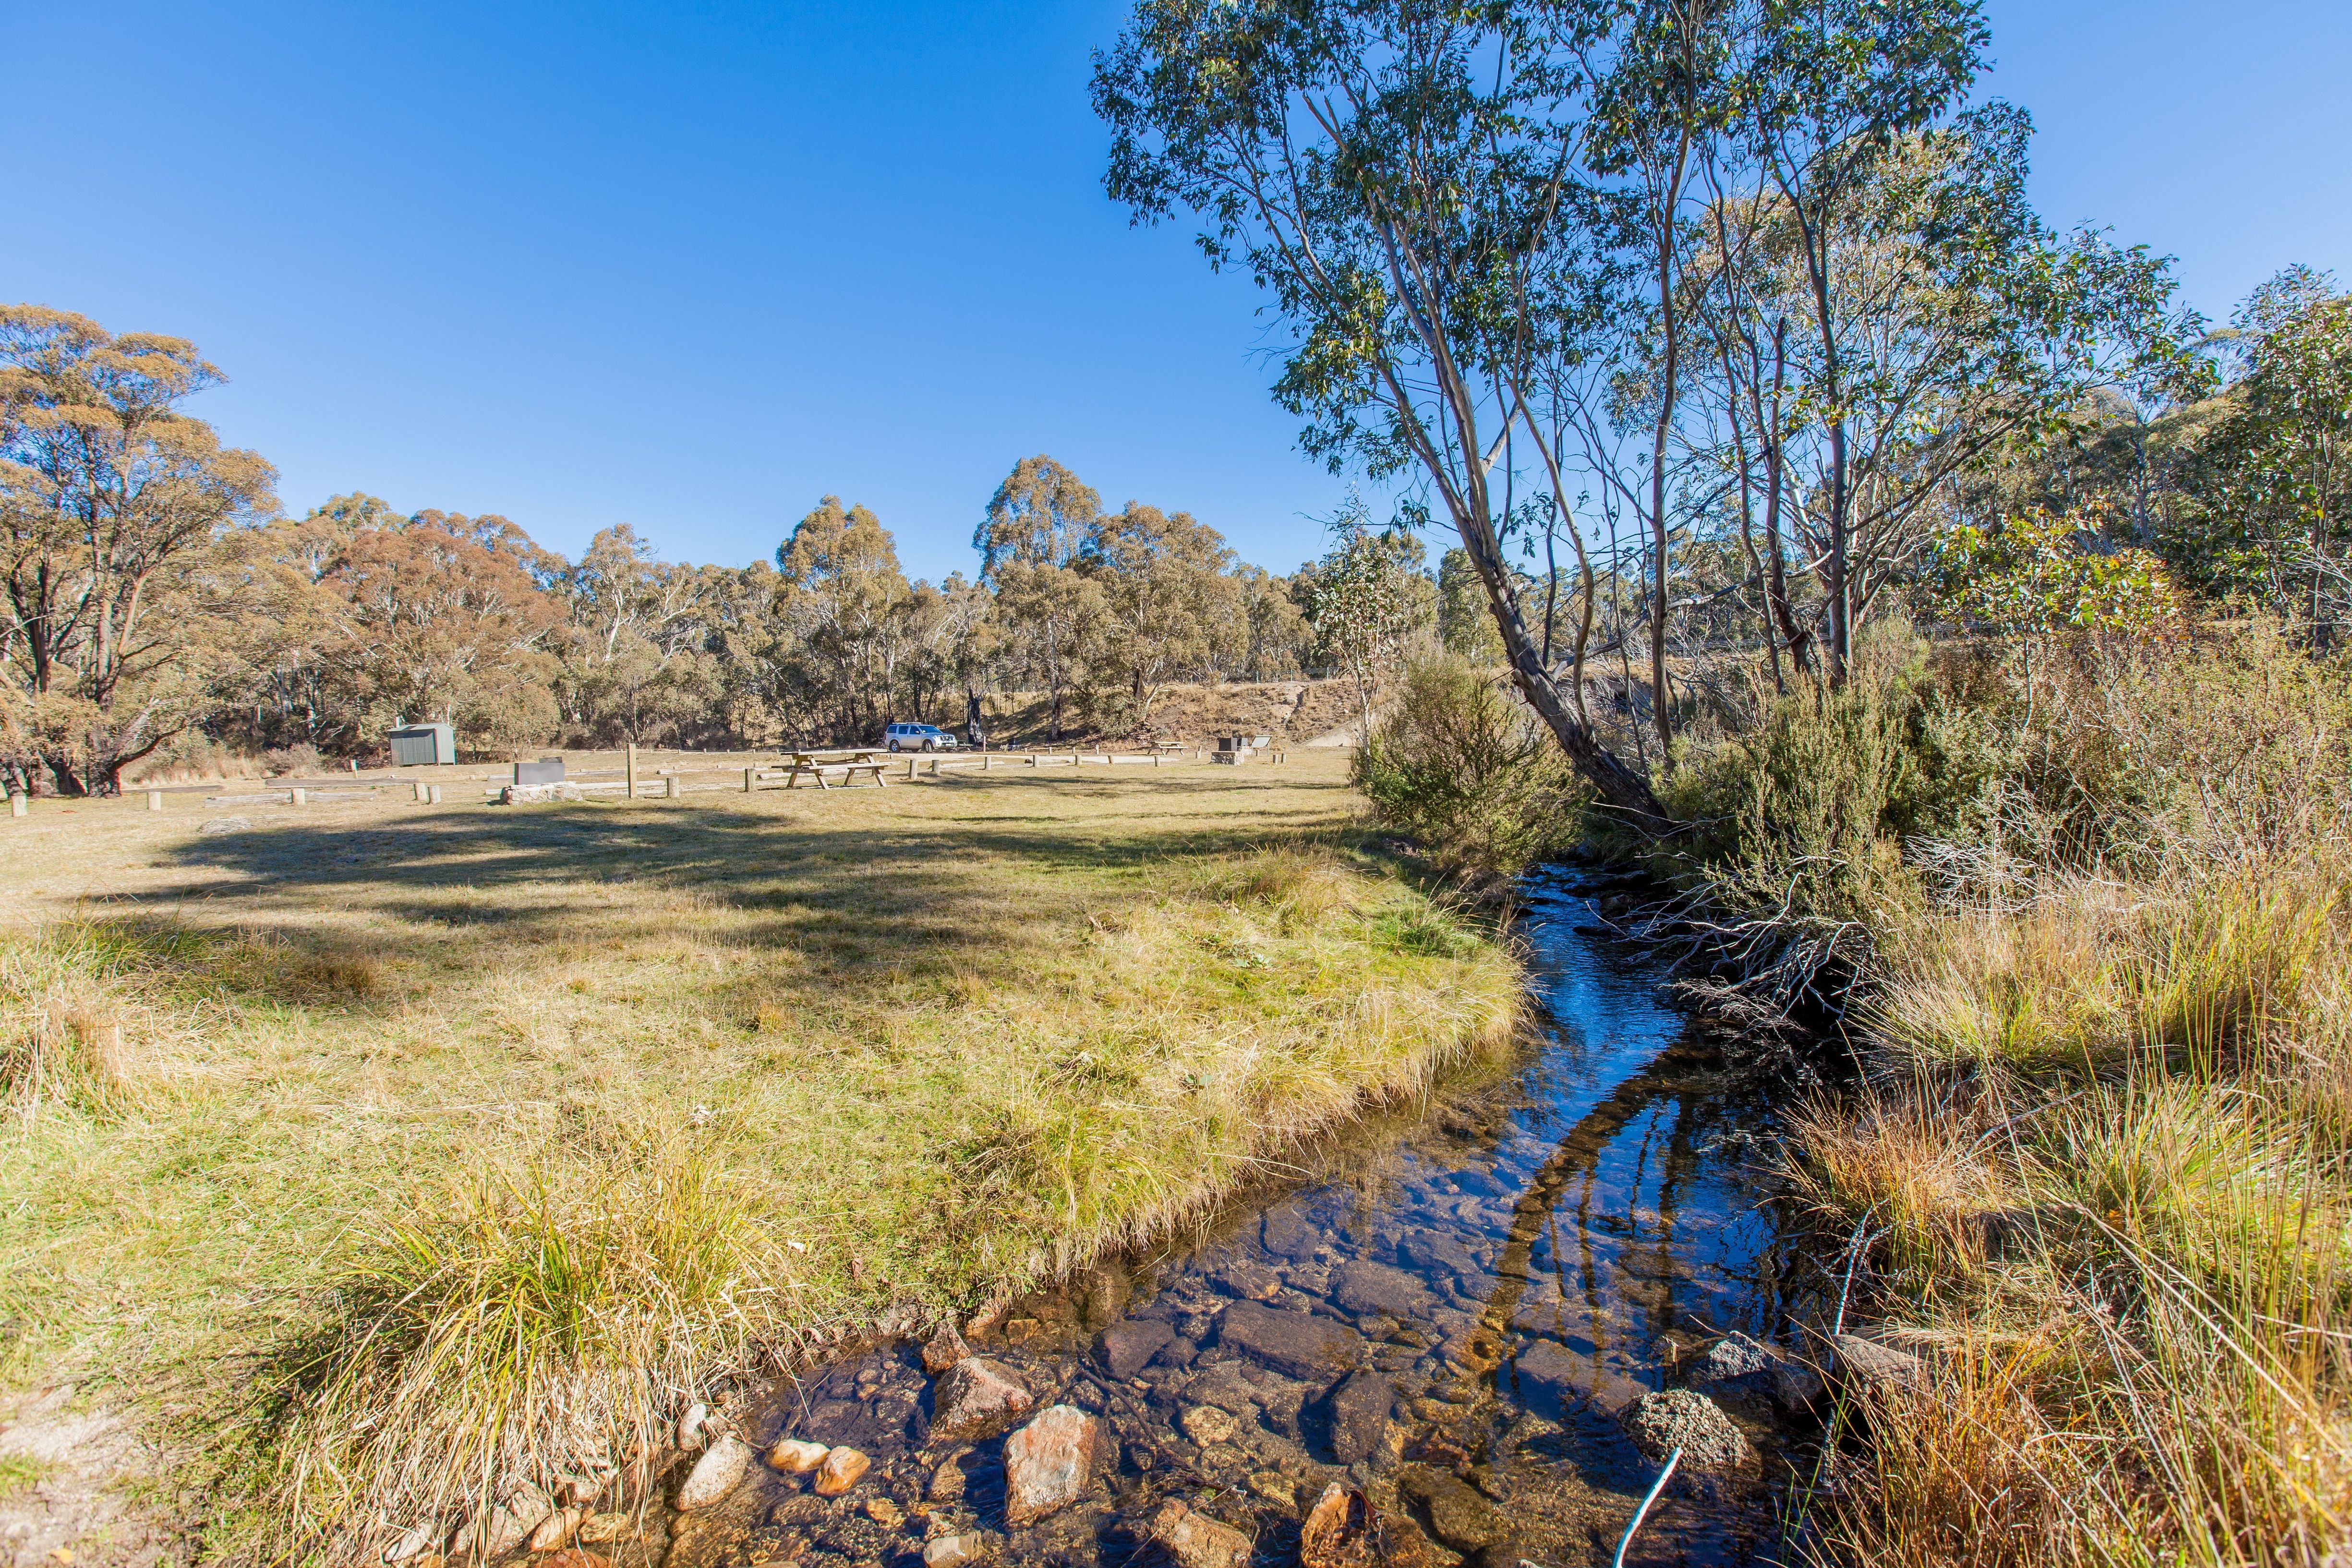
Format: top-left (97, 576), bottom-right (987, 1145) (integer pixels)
top-left (0, 752), bottom-right (1520, 1558)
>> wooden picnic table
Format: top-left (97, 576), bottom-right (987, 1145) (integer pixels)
top-left (779, 749), bottom-right (890, 789)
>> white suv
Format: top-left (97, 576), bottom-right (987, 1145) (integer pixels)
top-left (884, 723), bottom-right (959, 752)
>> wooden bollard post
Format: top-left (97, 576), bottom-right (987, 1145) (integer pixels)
top-left (147, 789), bottom-right (163, 810)
top-left (626, 742), bottom-right (638, 799)
top-left (8, 792), bottom-right (24, 818)
top-left (743, 767), bottom-right (755, 793)
top-left (907, 758), bottom-right (917, 781)
top-left (412, 780), bottom-right (425, 802)
top-left (290, 787), bottom-right (307, 806)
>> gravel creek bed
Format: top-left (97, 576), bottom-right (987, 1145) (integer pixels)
top-left (594, 871), bottom-right (1813, 1568)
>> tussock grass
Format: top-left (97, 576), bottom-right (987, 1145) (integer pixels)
top-left (0, 753), bottom-right (1519, 1559)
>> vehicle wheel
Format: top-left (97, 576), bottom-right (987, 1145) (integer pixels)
top-left (923, 739), bottom-right (937, 752)
top-left (888, 740), bottom-right (900, 752)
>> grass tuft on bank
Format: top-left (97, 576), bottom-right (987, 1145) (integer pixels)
top-left (0, 755), bottom-right (1520, 1559)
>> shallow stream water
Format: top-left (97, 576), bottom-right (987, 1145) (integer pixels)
top-left (654, 869), bottom-right (1807, 1568)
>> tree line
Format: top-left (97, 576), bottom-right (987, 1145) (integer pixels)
top-left (1094, 0), bottom-right (2351, 835)
top-left (0, 308), bottom-right (1446, 796)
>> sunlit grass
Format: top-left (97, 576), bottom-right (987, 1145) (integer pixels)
top-left (0, 754), bottom-right (1521, 1559)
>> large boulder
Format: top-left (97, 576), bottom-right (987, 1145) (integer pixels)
top-left (930, 1355), bottom-right (1035, 1442)
top-left (1618, 1389), bottom-right (1751, 1472)
top-left (1001, 1405), bottom-right (1106, 1526)
top-left (1215, 1301), bottom-right (1363, 1380)
top-left (1148, 1500), bottom-right (1254, 1568)
top-left (500, 782), bottom-right (586, 804)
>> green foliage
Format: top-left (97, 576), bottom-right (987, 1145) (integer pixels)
top-left (1435, 548), bottom-right (1503, 664)
top-left (1352, 656), bottom-right (1584, 885)
top-left (1918, 506), bottom-right (2184, 642)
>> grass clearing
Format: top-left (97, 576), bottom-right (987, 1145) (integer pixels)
top-left (0, 752), bottom-right (1521, 1559)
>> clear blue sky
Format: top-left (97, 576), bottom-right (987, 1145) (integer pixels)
top-left (7, 0), bottom-right (2346, 583)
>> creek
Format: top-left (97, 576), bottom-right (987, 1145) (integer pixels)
top-left (658, 869), bottom-right (1809, 1568)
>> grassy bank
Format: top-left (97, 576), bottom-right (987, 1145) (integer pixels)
top-left (0, 752), bottom-right (1520, 1560)
top-left (1681, 629), bottom-right (2352, 1565)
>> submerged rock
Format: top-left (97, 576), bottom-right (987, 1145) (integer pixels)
top-left (1300, 1483), bottom-right (1429, 1568)
top-left (1323, 1369), bottom-right (1395, 1465)
top-left (1148, 1500), bottom-right (1253, 1568)
top-left (1095, 1318), bottom-right (1175, 1380)
top-left (1179, 1404), bottom-right (1239, 1447)
top-left (1216, 1301), bottom-right (1363, 1379)
top-left (677, 1436), bottom-right (753, 1511)
top-left (922, 1531), bottom-right (1000, 1567)
top-left (1395, 1465), bottom-right (1503, 1552)
top-left (1002, 1404), bottom-right (1104, 1524)
top-left (1619, 1389), bottom-right (1751, 1471)
top-left (1329, 1261), bottom-right (1432, 1318)
top-left (930, 1356), bottom-right (1035, 1442)
top-left (1511, 1339), bottom-right (1647, 1416)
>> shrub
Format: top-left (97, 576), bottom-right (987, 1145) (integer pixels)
top-left (1351, 656), bottom-right (1585, 886)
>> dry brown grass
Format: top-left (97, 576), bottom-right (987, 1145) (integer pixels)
top-left (0, 752), bottom-right (1521, 1559)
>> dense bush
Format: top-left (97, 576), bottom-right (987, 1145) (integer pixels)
top-left (1351, 656), bottom-right (1585, 886)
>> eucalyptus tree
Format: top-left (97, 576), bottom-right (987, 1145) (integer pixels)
top-left (1738, 0), bottom-right (2190, 681)
top-left (1096, 0), bottom-right (1676, 832)
top-left (0, 306), bottom-right (279, 794)
top-left (977, 454), bottom-right (1105, 740)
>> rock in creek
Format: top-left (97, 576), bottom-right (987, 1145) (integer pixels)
top-left (1148, 1500), bottom-right (1254, 1568)
top-left (764, 1438), bottom-right (829, 1474)
top-left (676, 1401), bottom-right (711, 1449)
top-left (1690, 1331), bottom-right (1823, 1411)
top-left (1002, 1404), bottom-right (1105, 1525)
top-left (1215, 1300), bottom-right (1363, 1379)
top-left (1300, 1484), bottom-right (1430, 1568)
top-left (676, 1436), bottom-right (753, 1511)
top-left (930, 1356), bottom-right (1036, 1442)
top-left (922, 1531), bottom-right (1001, 1567)
top-left (1179, 1404), bottom-right (1239, 1447)
top-left (1511, 1338), bottom-right (1647, 1416)
top-left (1833, 1332), bottom-right (1925, 1395)
top-left (1322, 1370), bottom-right (1395, 1465)
top-left (813, 1445), bottom-right (871, 1496)
top-left (923, 1323), bottom-right (973, 1375)
top-left (538, 1552), bottom-right (612, 1568)
top-left (1095, 1318), bottom-right (1175, 1380)
top-left (1619, 1389), bottom-right (1751, 1472)
top-left (1329, 1261), bottom-right (1432, 1318)
top-left (1395, 1464), bottom-right (1504, 1553)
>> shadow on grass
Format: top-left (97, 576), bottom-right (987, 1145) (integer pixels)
top-left (110, 774), bottom-right (1376, 1015)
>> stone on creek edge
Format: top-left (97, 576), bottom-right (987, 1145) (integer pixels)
top-left (923, 1323), bottom-right (973, 1375)
top-left (1832, 1332), bottom-right (1926, 1396)
top-left (1511, 1338), bottom-right (1648, 1417)
top-left (1216, 1301), bottom-right (1363, 1380)
top-left (765, 1437), bottom-right (830, 1474)
top-left (1001, 1404), bottom-right (1106, 1526)
top-left (1095, 1318), bottom-right (1176, 1380)
top-left (929, 1355), bottom-right (1036, 1442)
top-left (1149, 1500), bottom-right (1254, 1568)
top-left (1330, 1260), bottom-right (1433, 1318)
top-left (1619, 1389), bottom-right (1752, 1472)
top-left (525, 1508), bottom-right (580, 1552)
top-left (1323, 1370), bottom-right (1396, 1466)
top-left (1219, 1260), bottom-right (1285, 1301)
top-left (1396, 1464), bottom-right (1505, 1552)
top-left (812, 1445), bottom-right (871, 1496)
top-left (677, 1435), bottom-right (753, 1511)
top-left (538, 1552), bottom-right (612, 1568)
top-left (1690, 1331), bottom-right (1824, 1411)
